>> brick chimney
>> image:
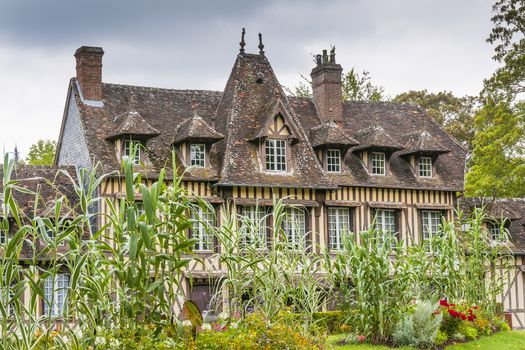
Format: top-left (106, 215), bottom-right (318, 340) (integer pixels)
top-left (74, 46), bottom-right (104, 101)
top-left (310, 47), bottom-right (343, 123)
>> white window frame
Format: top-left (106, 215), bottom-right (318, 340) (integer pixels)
top-left (123, 139), bottom-right (141, 165)
top-left (371, 152), bottom-right (386, 175)
top-left (488, 222), bottom-right (506, 243)
top-left (190, 144), bottom-right (206, 168)
top-left (421, 210), bottom-right (442, 242)
top-left (46, 229), bottom-right (65, 247)
top-left (239, 206), bottom-right (267, 249)
top-left (326, 149), bottom-right (341, 173)
top-left (265, 139), bottom-right (287, 172)
top-left (282, 208), bottom-right (306, 249)
top-left (419, 157), bottom-right (433, 177)
top-left (43, 273), bottom-right (69, 317)
top-left (191, 206), bottom-right (215, 252)
top-left (327, 207), bottom-right (351, 251)
top-left (374, 209), bottom-right (397, 246)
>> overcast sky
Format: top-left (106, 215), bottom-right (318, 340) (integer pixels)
top-left (0, 0), bottom-right (499, 157)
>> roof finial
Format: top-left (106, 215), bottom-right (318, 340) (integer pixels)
top-left (239, 28), bottom-right (246, 54)
top-left (258, 33), bottom-right (265, 56)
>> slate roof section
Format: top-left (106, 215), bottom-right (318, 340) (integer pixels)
top-left (459, 197), bottom-right (525, 254)
top-left (64, 50), bottom-right (467, 191)
top-left (398, 130), bottom-right (450, 157)
top-left (173, 114), bottom-right (224, 144)
top-left (106, 110), bottom-right (160, 140)
top-left (309, 120), bottom-right (358, 149)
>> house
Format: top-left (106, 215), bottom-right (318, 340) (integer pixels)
top-left (53, 31), bottom-right (469, 315)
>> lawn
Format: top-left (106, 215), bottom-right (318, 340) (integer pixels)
top-left (327, 331), bottom-right (525, 349)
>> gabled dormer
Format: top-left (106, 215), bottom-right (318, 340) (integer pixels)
top-left (250, 100), bottom-right (302, 173)
top-left (106, 108), bottom-right (160, 166)
top-left (352, 125), bottom-right (403, 176)
top-left (398, 131), bottom-right (450, 179)
top-left (309, 120), bottom-right (358, 173)
top-left (172, 113), bottom-right (224, 169)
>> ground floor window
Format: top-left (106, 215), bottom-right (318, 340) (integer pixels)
top-left (282, 207), bottom-right (307, 249)
top-left (239, 206), bottom-right (267, 248)
top-left (327, 207), bottom-right (351, 251)
top-left (421, 210), bottom-right (442, 242)
top-left (43, 273), bottom-right (69, 317)
top-left (373, 209), bottom-right (398, 246)
top-left (190, 206), bottom-right (215, 251)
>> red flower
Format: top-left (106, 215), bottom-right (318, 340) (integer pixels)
top-left (357, 335), bottom-right (366, 342)
top-left (439, 299), bottom-right (449, 307)
top-left (468, 315), bottom-right (475, 321)
top-left (449, 303), bottom-right (456, 307)
top-left (459, 313), bottom-right (467, 320)
top-left (448, 309), bottom-right (458, 317)
top-left (473, 306), bottom-right (479, 310)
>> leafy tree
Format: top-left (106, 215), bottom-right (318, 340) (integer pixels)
top-left (393, 90), bottom-right (479, 148)
top-left (342, 68), bottom-right (385, 102)
top-left (25, 139), bottom-right (56, 165)
top-left (484, 0), bottom-right (525, 100)
top-left (465, 101), bottom-right (525, 197)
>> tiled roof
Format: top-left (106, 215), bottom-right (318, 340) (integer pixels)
top-left (173, 114), bottom-right (224, 144)
top-left (352, 125), bottom-right (403, 152)
top-left (398, 130), bottom-right (450, 156)
top-left (106, 110), bottom-right (160, 140)
top-left (309, 120), bottom-right (358, 149)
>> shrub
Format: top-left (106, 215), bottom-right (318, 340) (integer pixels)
top-left (458, 321), bottom-right (479, 341)
top-left (392, 301), bottom-right (442, 348)
top-left (435, 330), bottom-right (448, 346)
top-left (493, 316), bottom-right (511, 332)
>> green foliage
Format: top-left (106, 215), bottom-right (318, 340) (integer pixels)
top-left (435, 329), bottom-right (448, 346)
top-left (195, 312), bottom-right (324, 349)
top-left (492, 316), bottom-right (511, 332)
top-left (458, 322), bottom-right (479, 341)
top-left (342, 68), bottom-right (385, 101)
top-left (484, 0), bottom-right (525, 100)
top-left (25, 139), bottom-right (56, 165)
top-left (393, 301), bottom-right (442, 348)
top-left (393, 90), bottom-right (478, 148)
top-left (465, 101), bottom-right (525, 197)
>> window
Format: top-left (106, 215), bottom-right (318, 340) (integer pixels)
top-left (327, 207), bottom-right (351, 251)
top-left (43, 273), bottom-right (69, 317)
top-left (0, 228), bottom-right (5, 244)
top-left (371, 152), bottom-right (386, 175)
top-left (419, 157), bottom-right (432, 177)
top-left (374, 209), bottom-right (397, 246)
top-left (326, 149), bottom-right (341, 173)
top-left (190, 144), bottom-right (206, 168)
top-left (265, 139), bottom-right (287, 172)
top-left (421, 211), bottom-right (442, 242)
top-left (0, 287), bottom-right (14, 317)
top-left (488, 222), bottom-right (506, 242)
top-left (123, 139), bottom-right (141, 165)
top-left (282, 208), bottom-right (306, 249)
top-left (46, 229), bottom-right (65, 247)
top-left (190, 206), bottom-right (215, 251)
top-left (239, 206), bottom-right (267, 248)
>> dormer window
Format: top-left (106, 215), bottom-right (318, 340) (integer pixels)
top-left (419, 157), bottom-right (432, 177)
top-left (265, 139), bottom-right (287, 172)
top-left (190, 144), bottom-right (206, 167)
top-left (326, 149), bottom-right (341, 173)
top-left (371, 152), bottom-right (386, 175)
top-left (123, 139), bottom-right (141, 165)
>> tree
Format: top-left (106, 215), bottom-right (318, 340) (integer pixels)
top-left (26, 139), bottom-right (56, 165)
top-left (393, 90), bottom-right (479, 148)
top-left (465, 101), bottom-right (525, 197)
top-left (342, 68), bottom-right (385, 102)
top-left (484, 0), bottom-right (525, 100)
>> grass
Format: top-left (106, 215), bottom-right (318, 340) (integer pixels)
top-left (327, 331), bottom-right (525, 349)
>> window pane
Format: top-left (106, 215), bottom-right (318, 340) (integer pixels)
top-left (371, 152), bottom-right (386, 175)
top-left (265, 139), bottom-right (287, 172)
top-left (123, 140), bottom-right (141, 165)
top-left (374, 209), bottom-right (397, 247)
top-left (327, 207), bottom-right (350, 250)
top-left (191, 207), bottom-right (214, 251)
top-left (190, 144), bottom-right (206, 167)
top-left (240, 206), bottom-right (267, 248)
top-left (283, 208), bottom-right (306, 249)
top-left (421, 211), bottom-right (441, 242)
top-left (489, 222), bottom-right (505, 242)
top-left (419, 157), bottom-right (432, 177)
top-left (44, 273), bottom-right (69, 317)
top-left (327, 149), bottom-right (341, 173)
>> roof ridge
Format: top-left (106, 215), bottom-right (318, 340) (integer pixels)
top-left (102, 82), bottom-right (222, 95)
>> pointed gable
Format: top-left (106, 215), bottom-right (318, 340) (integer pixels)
top-left (173, 114), bottom-right (224, 144)
top-left (106, 110), bottom-right (160, 140)
top-left (214, 53), bottom-right (335, 189)
top-left (398, 130), bottom-right (450, 157)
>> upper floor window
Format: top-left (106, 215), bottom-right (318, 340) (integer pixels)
top-left (326, 149), bottom-right (341, 173)
top-left (421, 210), bottom-right (442, 242)
top-left (190, 144), bottom-right (206, 168)
top-left (265, 139), bottom-right (287, 172)
top-left (374, 209), bottom-right (398, 246)
top-left (43, 273), bottom-right (70, 317)
top-left (371, 152), bottom-right (386, 175)
top-left (488, 222), bottom-right (506, 242)
top-left (239, 206), bottom-right (267, 249)
top-left (123, 139), bottom-right (141, 165)
top-left (190, 206), bottom-right (215, 251)
top-left (327, 207), bottom-right (351, 251)
top-left (419, 157), bottom-right (432, 177)
top-left (283, 208), bottom-right (306, 249)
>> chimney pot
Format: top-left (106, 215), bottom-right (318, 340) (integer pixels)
top-left (74, 46), bottom-right (104, 101)
top-left (310, 48), bottom-right (343, 123)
